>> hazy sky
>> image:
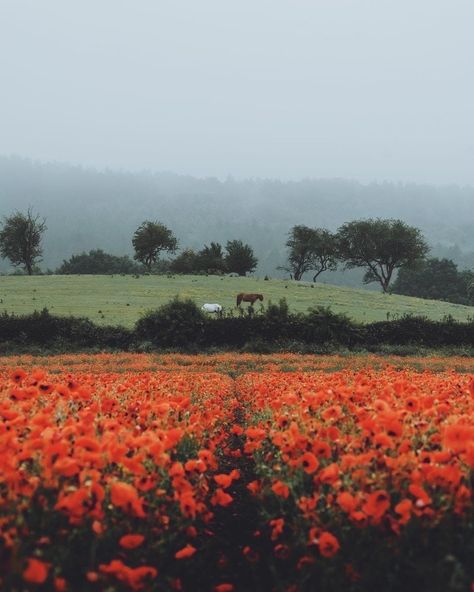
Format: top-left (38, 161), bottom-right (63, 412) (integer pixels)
top-left (1, 0), bottom-right (473, 184)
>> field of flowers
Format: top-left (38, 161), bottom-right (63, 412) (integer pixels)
top-left (1, 357), bottom-right (474, 591)
top-left (2, 352), bottom-right (474, 375)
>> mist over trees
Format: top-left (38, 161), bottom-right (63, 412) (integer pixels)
top-left (1, 156), bottom-right (474, 285)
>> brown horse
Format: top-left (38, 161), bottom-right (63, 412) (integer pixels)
top-left (236, 293), bottom-right (264, 306)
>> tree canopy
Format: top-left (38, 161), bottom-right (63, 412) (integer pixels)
top-left (169, 249), bottom-right (200, 274)
top-left (57, 249), bottom-right (142, 275)
top-left (281, 225), bottom-right (338, 281)
top-left (337, 218), bottom-right (429, 292)
top-left (197, 242), bottom-right (226, 274)
top-left (225, 240), bottom-right (258, 276)
top-left (391, 257), bottom-right (474, 305)
top-left (0, 208), bottom-right (46, 275)
top-left (132, 221), bottom-right (177, 271)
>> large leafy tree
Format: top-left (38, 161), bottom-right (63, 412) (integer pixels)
top-left (197, 242), bottom-right (226, 273)
top-left (0, 208), bottom-right (47, 275)
top-left (307, 228), bottom-right (338, 282)
top-left (281, 225), bottom-right (338, 281)
top-left (337, 218), bottom-right (429, 292)
top-left (391, 257), bottom-right (474, 305)
top-left (132, 221), bottom-right (177, 271)
top-left (281, 225), bottom-right (317, 281)
top-left (225, 240), bottom-right (258, 276)
top-left (169, 249), bottom-right (200, 274)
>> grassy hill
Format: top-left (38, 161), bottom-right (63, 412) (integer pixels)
top-left (0, 274), bottom-right (473, 328)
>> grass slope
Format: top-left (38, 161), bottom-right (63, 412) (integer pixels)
top-left (1, 274), bottom-right (473, 328)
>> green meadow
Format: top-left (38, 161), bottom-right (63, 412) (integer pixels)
top-left (0, 274), bottom-right (473, 328)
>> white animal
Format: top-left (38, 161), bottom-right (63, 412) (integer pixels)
top-left (201, 303), bottom-right (222, 313)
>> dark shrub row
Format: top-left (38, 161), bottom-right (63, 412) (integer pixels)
top-left (1, 301), bottom-right (473, 352)
top-left (0, 309), bottom-right (133, 350)
top-left (134, 300), bottom-right (363, 348)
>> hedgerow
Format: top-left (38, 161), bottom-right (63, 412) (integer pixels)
top-left (0, 300), bottom-right (473, 352)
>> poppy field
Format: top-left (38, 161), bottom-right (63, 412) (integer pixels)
top-left (1, 356), bottom-right (474, 591)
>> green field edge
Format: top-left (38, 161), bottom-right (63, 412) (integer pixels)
top-left (1, 274), bottom-right (473, 326)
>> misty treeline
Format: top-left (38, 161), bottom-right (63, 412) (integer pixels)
top-left (0, 210), bottom-right (259, 277)
top-left (3, 206), bottom-right (473, 305)
top-left (1, 156), bottom-right (474, 286)
top-left (279, 221), bottom-right (473, 304)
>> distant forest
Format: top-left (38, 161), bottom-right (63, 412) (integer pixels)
top-left (1, 156), bottom-right (473, 287)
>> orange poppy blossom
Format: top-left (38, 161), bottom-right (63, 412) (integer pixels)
top-left (175, 544), bottom-right (197, 559)
top-left (98, 560), bottom-right (157, 590)
top-left (3, 352), bottom-right (474, 376)
top-left (0, 362), bottom-right (473, 590)
top-left (23, 558), bottom-right (50, 584)
top-left (317, 531), bottom-right (341, 558)
top-left (235, 369), bottom-right (474, 581)
top-left (0, 368), bottom-right (238, 590)
top-left (119, 534), bottom-right (145, 549)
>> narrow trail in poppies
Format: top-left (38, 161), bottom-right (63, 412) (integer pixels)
top-left (186, 376), bottom-right (277, 592)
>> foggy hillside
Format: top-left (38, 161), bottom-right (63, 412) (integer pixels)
top-left (0, 156), bottom-right (473, 284)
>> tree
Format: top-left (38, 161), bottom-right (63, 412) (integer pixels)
top-left (337, 219), bottom-right (429, 292)
top-left (0, 208), bottom-right (47, 275)
top-left (197, 242), bottom-right (226, 273)
top-left (280, 225), bottom-right (317, 280)
top-left (169, 249), bottom-right (200, 274)
top-left (392, 258), bottom-right (474, 305)
top-left (225, 240), bottom-right (258, 276)
top-left (307, 228), bottom-right (338, 282)
top-left (463, 270), bottom-right (474, 304)
top-left (56, 249), bottom-right (142, 275)
top-left (280, 225), bottom-right (338, 281)
top-left (132, 221), bottom-right (177, 271)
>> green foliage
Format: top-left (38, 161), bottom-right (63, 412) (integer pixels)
top-left (303, 305), bottom-right (361, 345)
top-left (263, 298), bottom-right (290, 323)
top-left (169, 249), bottom-right (200, 274)
top-left (135, 297), bottom-right (206, 347)
top-left (2, 301), bottom-right (474, 352)
top-left (282, 225), bottom-right (338, 281)
top-left (465, 271), bottom-right (474, 302)
top-left (337, 218), bottom-right (429, 292)
top-left (56, 249), bottom-right (142, 275)
top-left (0, 308), bottom-right (132, 349)
top-left (282, 225), bottom-right (317, 281)
top-left (196, 242), bottom-right (226, 274)
top-left (308, 228), bottom-right (339, 282)
top-left (391, 258), bottom-right (474, 305)
top-left (132, 220), bottom-right (177, 271)
top-left (225, 240), bottom-right (258, 276)
top-left (0, 208), bottom-right (46, 275)
top-left (169, 240), bottom-right (258, 276)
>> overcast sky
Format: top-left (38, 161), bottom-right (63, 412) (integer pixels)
top-left (1, 0), bottom-right (473, 184)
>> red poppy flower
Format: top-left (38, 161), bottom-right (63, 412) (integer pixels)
top-left (23, 558), bottom-right (50, 584)
top-left (318, 531), bottom-right (340, 557)
top-left (119, 534), bottom-right (145, 549)
top-left (175, 544), bottom-right (197, 559)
